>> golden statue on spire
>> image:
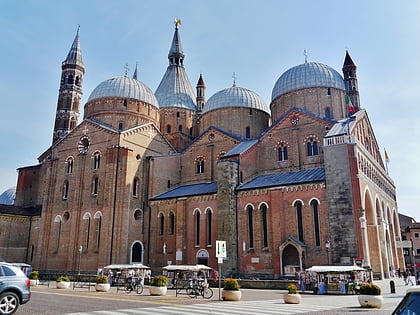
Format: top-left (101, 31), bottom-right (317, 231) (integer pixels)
top-left (174, 18), bottom-right (182, 29)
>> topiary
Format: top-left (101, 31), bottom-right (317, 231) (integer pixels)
top-left (359, 282), bottom-right (381, 295)
top-left (56, 275), bottom-right (70, 282)
top-left (287, 283), bottom-right (298, 294)
top-left (96, 275), bottom-right (108, 284)
top-left (29, 270), bottom-right (39, 280)
top-left (223, 278), bottom-right (240, 291)
top-left (150, 275), bottom-right (169, 287)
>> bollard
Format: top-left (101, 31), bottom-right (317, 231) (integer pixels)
top-left (390, 280), bottom-right (395, 294)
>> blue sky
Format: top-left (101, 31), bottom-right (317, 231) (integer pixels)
top-left (0, 0), bottom-right (418, 220)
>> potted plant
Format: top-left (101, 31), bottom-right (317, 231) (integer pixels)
top-left (95, 275), bottom-right (110, 292)
top-left (56, 275), bottom-right (71, 289)
top-left (222, 278), bottom-right (241, 301)
top-left (283, 283), bottom-right (301, 304)
top-left (28, 270), bottom-right (39, 286)
top-left (149, 275), bottom-right (168, 296)
top-left (357, 282), bottom-right (383, 308)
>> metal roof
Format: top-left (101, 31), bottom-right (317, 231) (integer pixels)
top-left (151, 182), bottom-right (217, 200)
top-left (237, 168), bottom-right (325, 191)
top-left (223, 139), bottom-right (258, 157)
top-left (87, 76), bottom-right (159, 107)
top-left (202, 85), bottom-right (270, 114)
top-left (272, 62), bottom-right (345, 100)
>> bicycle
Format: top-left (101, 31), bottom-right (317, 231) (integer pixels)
top-left (125, 277), bottom-right (144, 294)
top-left (186, 281), bottom-right (213, 299)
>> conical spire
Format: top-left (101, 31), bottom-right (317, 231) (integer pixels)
top-left (133, 63), bottom-right (138, 80)
top-left (168, 19), bottom-right (184, 66)
top-left (343, 50), bottom-right (356, 68)
top-left (63, 26), bottom-right (84, 67)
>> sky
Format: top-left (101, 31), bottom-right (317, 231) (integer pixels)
top-left (0, 0), bottom-right (418, 220)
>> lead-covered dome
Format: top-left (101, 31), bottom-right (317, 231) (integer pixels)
top-left (271, 62), bottom-right (345, 101)
top-left (203, 85), bottom-right (270, 114)
top-left (88, 76), bottom-right (159, 107)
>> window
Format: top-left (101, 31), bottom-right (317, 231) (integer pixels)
top-left (306, 138), bottom-right (319, 156)
top-left (159, 213), bottom-right (164, 235)
top-left (93, 152), bottom-right (101, 169)
top-left (247, 205), bottom-right (254, 249)
top-left (278, 144), bottom-right (288, 161)
top-left (415, 232), bottom-right (419, 238)
top-left (206, 209), bottom-right (212, 246)
top-left (417, 248), bottom-right (420, 255)
top-left (327, 88), bottom-right (331, 95)
top-left (118, 122), bottom-right (123, 131)
top-left (169, 212), bottom-right (175, 235)
top-left (94, 212), bottom-right (102, 249)
top-left (166, 125), bottom-right (171, 133)
top-left (196, 157), bottom-right (205, 174)
top-left (65, 158), bottom-right (73, 174)
top-left (260, 204), bottom-right (268, 248)
top-left (92, 177), bottom-right (99, 195)
top-left (53, 215), bottom-right (62, 252)
top-left (325, 107), bottom-right (331, 119)
top-left (245, 126), bottom-right (251, 139)
top-left (311, 199), bottom-right (321, 246)
top-left (194, 209), bottom-right (200, 246)
top-left (134, 209), bottom-right (142, 221)
top-left (83, 213), bottom-right (91, 249)
top-left (63, 181), bottom-right (69, 199)
top-left (133, 178), bottom-right (139, 197)
top-left (176, 112), bottom-right (180, 118)
top-left (178, 125), bottom-right (183, 132)
top-left (295, 201), bottom-right (304, 242)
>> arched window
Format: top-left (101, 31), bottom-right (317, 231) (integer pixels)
top-left (325, 107), bottom-right (331, 119)
top-left (94, 212), bottom-right (102, 250)
top-left (68, 75), bottom-right (74, 84)
top-left (196, 157), bottom-right (205, 174)
top-left (260, 204), bottom-right (268, 248)
top-left (311, 199), bottom-right (321, 246)
top-left (159, 213), bottom-right (164, 235)
top-left (53, 215), bottom-right (62, 252)
top-left (65, 157), bottom-right (74, 174)
top-left (306, 138), bottom-right (319, 156)
top-left (169, 212), bottom-right (175, 235)
top-left (295, 201), bottom-right (304, 242)
top-left (278, 144), bottom-right (288, 161)
top-left (92, 177), bottom-right (99, 195)
top-left (133, 178), bottom-right (139, 197)
top-left (166, 125), bottom-right (171, 133)
top-left (118, 122), bottom-right (123, 131)
top-left (178, 125), bottom-right (183, 132)
top-left (82, 213), bottom-right (91, 250)
top-left (247, 205), bottom-right (254, 249)
top-left (93, 152), bottom-right (101, 169)
top-left (245, 126), bottom-right (251, 138)
top-left (63, 181), bottom-right (69, 199)
top-left (206, 209), bottom-right (212, 246)
top-left (194, 209), bottom-right (200, 246)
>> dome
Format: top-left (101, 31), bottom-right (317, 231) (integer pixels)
top-left (88, 76), bottom-right (159, 107)
top-left (271, 62), bottom-right (345, 101)
top-left (202, 85), bottom-right (270, 114)
top-left (0, 187), bottom-right (15, 205)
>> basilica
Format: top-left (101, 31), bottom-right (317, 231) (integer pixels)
top-left (11, 21), bottom-right (404, 279)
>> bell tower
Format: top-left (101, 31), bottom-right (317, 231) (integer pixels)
top-left (52, 27), bottom-right (85, 145)
top-left (342, 50), bottom-right (360, 112)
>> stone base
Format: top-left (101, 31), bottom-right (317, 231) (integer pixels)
top-left (149, 286), bottom-right (167, 296)
top-left (358, 294), bottom-right (383, 308)
top-left (222, 290), bottom-right (242, 301)
top-left (283, 293), bottom-right (301, 304)
top-left (56, 281), bottom-right (71, 289)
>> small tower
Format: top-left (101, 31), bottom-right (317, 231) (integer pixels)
top-left (196, 74), bottom-right (206, 112)
top-left (52, 27), bottom-right (85, 145)
top-left (342, 50), bottom-right (360, 112)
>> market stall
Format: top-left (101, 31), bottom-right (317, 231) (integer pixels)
top-left (305, 265), bottom-right (369, 294)
top-left (100, 263), bottom-right (151, 290)
top-left (162, 264), bottom-right (213, 295)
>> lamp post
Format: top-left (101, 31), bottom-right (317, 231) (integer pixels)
top-left (325, 240), bottom-right (331, 265)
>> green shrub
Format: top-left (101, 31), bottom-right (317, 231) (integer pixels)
top-left (56, 275), bottom-right (70, 282)
top-left (96, 275), bottom-right (108, 284)
top-left (287, 283), bottom-right (298, 294)
top-left (223, 278), bottom-right (240, 291)
top-left (151, 275), bottom-right (168, 287)
top-left (359, 283), bottom-right (381, 295)
top-left (29, 270), bottom-right (39, 280)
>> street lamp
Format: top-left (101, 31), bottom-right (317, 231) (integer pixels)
top-left (325, 240), bottom-right (331, 265)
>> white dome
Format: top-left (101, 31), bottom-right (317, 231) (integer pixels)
top-left (272, 62), bottom-right (345, 100)
top-left (203, 85), bottom-right (270, 114)
top-left (88, 76), bottom-right (159, 107)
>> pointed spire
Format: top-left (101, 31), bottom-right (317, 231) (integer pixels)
top-left (132, 62), bottom-right (138, 80)
top-left (232, 72), bottom-right (237, 87)
top-left (63, 25), bottom-right (84, 67)
top-left (343, 50), bottom-right (356, 67)
top-left (168, 18), bottom-right (184, 66)
top-left (197, 73), bottom-right (205, 87)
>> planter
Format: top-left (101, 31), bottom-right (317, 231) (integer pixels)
top-left (149, 286), bottom-right (167, 296)
top-left (29, 279), bottom-right (39, 286)
top-left (95, 283), bottom-right (111, 292)
top-left (358, 295), bottom-right (384, 308)
top-left (283, 293), bottom-right (301, 304)
top-left (56, 281), bottom-right (71, 289)
top-left (222, 289), bottom-right (242, 301)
